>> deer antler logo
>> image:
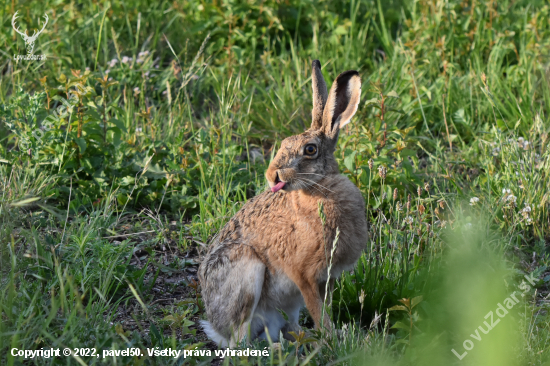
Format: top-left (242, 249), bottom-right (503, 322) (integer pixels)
top-left (12, 11), bottom-right (48, 56)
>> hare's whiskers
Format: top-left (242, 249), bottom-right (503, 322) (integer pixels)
top-left (297, 172), bottom-right (326, 177)
top-left (295, 178), bottom-right (329, 198)
top-left (298, 177), bottom-right (335, 194)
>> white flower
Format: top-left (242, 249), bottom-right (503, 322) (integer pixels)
top-left (522, 205), bottom-right (532, 213)
top-left (506, 195), bottom-right (517, 204)
top-left (526, 217), bottom-right (533, 224)
top-left (109, 59), bottom-right (118, 68)
top-left (502, 188), bottom-right (511, 195)
top-left (136, 127), bottom-right (142, 133)
top-left (122, 56), bottom-right (132, 64)
top-left (403, 216), bottom-right (413, 225)
top-left (133, 87), bottom-right (140, 95)
top-left (470, 197), bottom-right (480, 206)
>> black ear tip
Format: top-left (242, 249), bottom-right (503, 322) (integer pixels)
top-left (312, 60), bottom-right (321, 69)
top-left (336, 70), bottom-right (361, 84)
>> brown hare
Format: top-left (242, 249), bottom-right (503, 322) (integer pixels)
top-left (198, 60), bottom-right (368, 347)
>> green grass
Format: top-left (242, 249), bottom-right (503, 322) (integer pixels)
top-left (1, 0), bottom-right (550, 364)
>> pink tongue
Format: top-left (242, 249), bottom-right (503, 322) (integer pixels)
top-left (271, 181), bottom-right (286, 193)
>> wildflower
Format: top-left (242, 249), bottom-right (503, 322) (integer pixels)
top-left (133, 87), bottom-right (140, 95)
top-left (470, 197), bottom-right (480, 206)
top-left (105, 69), bottom-right (110, 75)
top-left (417, 185), bottom-right (422, 197)
top-left (378, 165), bottom-right (388, 179)
top-left (407, 194), bottom-right (411, 211)
top-left (122, 56), bottom-right (132, 64)
top-left (419, 204), bottom-right (425, 215)
top-left (85, 67), bottom-right (90, 72)
top-left (137, 51), bottom-right (150, 63)
top-left (393, 188), bottom-right (398, 200)
top-left (368, 158), bottom-right (374, 170)
top-left (424, 181), bottom-right (430, 192)
top-left (403, 216), bottom-right (413, 225)
top-left (396, 201), bottom-right (403, 211)
top-left (526, 217), bottom-right (533, 225)
top-left (155, 64), bottom-right (159, 69)
top-left (109, 58), bottom-right (118, 68)
top-left (359, 289), bottom-right (365, 306)
top-left (378, 166), bottom-right (387, 179)
top-left (492, 147), bottom-right (501, 156)
top-left (506, 195), bottom-right (517, 205)
top-left (521, 205), bottom-right (532, 218)
top-left (136, 127), bottom-right (142, 133)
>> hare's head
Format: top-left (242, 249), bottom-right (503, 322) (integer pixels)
top-left (266, 60), bottom-right (361, 193)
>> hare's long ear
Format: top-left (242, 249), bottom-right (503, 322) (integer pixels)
top-left (310, 60), bottom-right (328, 130)
top-left (321, 70), bottom-right (361, 142)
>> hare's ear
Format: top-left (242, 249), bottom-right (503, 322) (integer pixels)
top-left (321, 70), bottom-right (361, 142)
top-left (310, 60), bottom-right (328, 130)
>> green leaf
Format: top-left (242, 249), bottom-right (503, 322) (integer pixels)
top-left (391, 321), bottom-right (410, 330)
top-left (344, 151), bottom-right (357, 172)
top-left (389, 305), bottom-right (408, 312)
top-left (364, 97), bottom-right (380, 107)
top-left (386, 90), bottom-right (399, 98)
top-left (411, 296), bottom-right (423, 308)
top-left (75, 137), bottom-right (87, 153)
top-left (110, 118), bottom-right (127, 132)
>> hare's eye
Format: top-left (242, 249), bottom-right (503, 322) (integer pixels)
top-left (304, 144), bottom-right (317, 156)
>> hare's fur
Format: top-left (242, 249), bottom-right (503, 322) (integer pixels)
top-left (199, 61), bottom-right (368, 346)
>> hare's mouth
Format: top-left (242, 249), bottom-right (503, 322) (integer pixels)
top-left (271, 173), bottom-right (286, 193)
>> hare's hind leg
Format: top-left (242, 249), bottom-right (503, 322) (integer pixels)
top-left (201, 253), bottom-right (266, 347)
